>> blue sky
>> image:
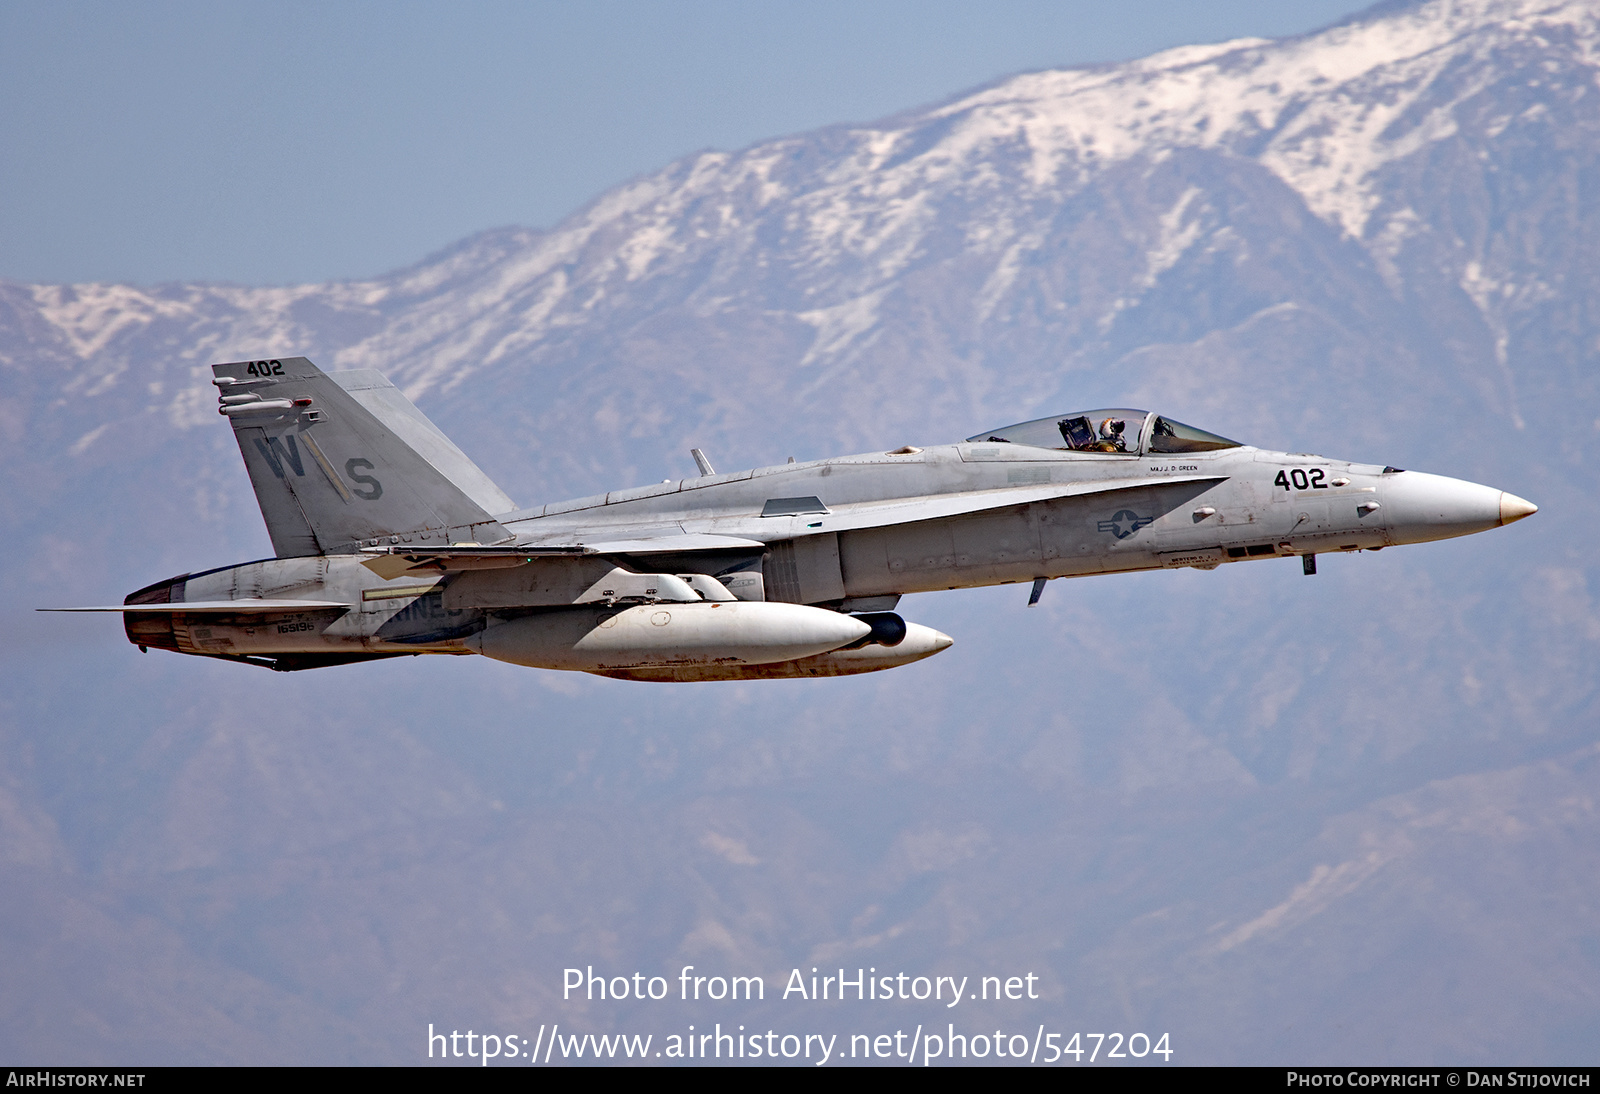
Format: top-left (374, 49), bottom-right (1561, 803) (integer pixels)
top-left (0, 1), bottom-right (1373, 285)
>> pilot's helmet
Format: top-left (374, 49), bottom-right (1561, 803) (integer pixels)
top-left (1100, 417), bottom-right (1125, 438)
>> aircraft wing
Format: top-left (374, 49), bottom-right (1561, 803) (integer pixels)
top-left (817, 474), bottom-right (1229, 532)
top-left (686, 473), bottom-right (1230, 537)
top-left (357, 475), bottom-right (1227, 578)
top-left (358, 532), bottom-right (767, 578)
top-left (41, 600), bottom-right (351, 612)
top-left (577, 533), bottom-right (767, 554)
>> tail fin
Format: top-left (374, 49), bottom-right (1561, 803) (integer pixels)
top-left (213, 356), bottom-right (513, 557)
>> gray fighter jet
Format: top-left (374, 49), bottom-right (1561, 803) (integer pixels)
top-left (51, 357), bottom-right (1537, 681)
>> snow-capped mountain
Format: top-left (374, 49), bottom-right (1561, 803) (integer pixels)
top-left (11, 0), bottom-right (1597, 470)
top-left (2, 0), bottom-right (1595, 1063)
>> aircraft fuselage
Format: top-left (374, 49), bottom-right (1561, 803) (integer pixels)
top-left (76, 359), bottom-right (1533, 680)
top-left (120, 440), bottom-right (1526, 672)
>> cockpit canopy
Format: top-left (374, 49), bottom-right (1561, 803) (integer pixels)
top-left (968, 409), bottom-right (1241, 455)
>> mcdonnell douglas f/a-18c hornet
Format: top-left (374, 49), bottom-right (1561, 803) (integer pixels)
top-left (51, 357), bottom-right (1537, 681)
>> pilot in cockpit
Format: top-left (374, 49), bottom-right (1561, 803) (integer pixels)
top-left (1096, 417), bottom-right (1128, 452)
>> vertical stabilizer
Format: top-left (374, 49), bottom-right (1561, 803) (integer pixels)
top-left (213, 357), bottom-right (511, 557)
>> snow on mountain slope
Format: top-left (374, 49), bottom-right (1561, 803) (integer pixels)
top-left (921, 0), bottom-right (1599, 236)
top-left (9, 0), bottom-right (1598, 435)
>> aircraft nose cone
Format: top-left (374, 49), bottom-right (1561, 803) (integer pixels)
top-left (1499, 492), bottom-right (1538, 525)
top-left (1379, 471), bottom-right (1508, 545)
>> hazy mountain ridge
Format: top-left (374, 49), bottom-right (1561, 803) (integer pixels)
top-left (1, 0), bottom-right (1596, 1063)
